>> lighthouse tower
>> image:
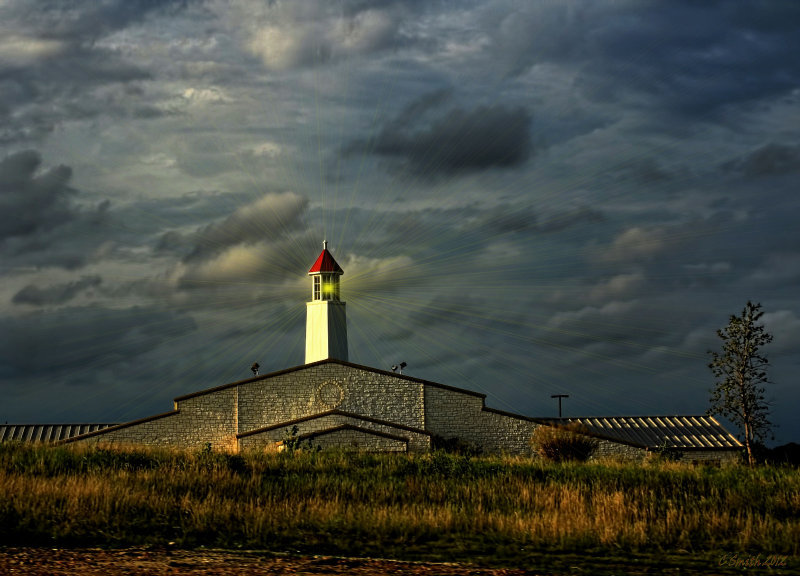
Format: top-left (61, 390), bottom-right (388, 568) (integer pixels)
top-left (305, 241), bottom-right (348, 363)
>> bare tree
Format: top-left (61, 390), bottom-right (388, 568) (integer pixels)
top-left (707, 301), bottom-right (773, 466)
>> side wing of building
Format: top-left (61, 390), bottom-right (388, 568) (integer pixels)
top-left (423, 383), bottom-right (537, 455)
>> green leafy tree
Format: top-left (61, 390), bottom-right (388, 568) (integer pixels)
top-left (707, 301), bottom-right (773, 466)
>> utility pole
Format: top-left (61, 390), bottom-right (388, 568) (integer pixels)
top-left (551, 394), bottom-right (569, 418)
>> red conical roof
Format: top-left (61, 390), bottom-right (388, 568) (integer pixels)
top-left (308, 242), bottom-right (343, 275)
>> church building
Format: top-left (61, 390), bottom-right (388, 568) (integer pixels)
top-left (3, 243), bottom-right (743, 462)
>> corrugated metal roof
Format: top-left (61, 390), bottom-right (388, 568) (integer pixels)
top-left (537, 415), bottom-right (742, 450)
top-left (0, 424), bottom-right (117, 443)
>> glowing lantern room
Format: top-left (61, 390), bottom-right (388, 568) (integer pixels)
top-left (305, 241), bottom-right (348, 363)
top-left (308, 240), bottom-right (343, 301)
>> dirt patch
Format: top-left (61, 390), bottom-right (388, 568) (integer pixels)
top-left (0, 547), bottom-right (533, 576)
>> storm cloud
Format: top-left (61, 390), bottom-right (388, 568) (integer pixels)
top-left (0, 0), bottom-right (187, 145)
top-left (12, 275), bottom-right (102, 306)
top-left (0, 150), bottom-right (113, 269)
top-left (0, 305), bottom-right (196, 381)
top-left (184, 192), bottom-right (309, 262)
top-left (722, 143), bottom-right (800, 177)
top-left (347, 100), bottom-right (533, 178)
top-left (481, 1), bottom-right (800, 119)
top-left (0, 150), bottom-right (77, 242)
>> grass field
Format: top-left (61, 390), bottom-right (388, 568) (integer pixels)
top-left (1, 442), bottom-right (798, 571)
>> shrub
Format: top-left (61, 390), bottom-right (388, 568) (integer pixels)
top-left (652, 439), bottom-right (684, 462)
top-left (530, 423), bottom-right (598, 462)
top-left (430, 435), bottom-right (483, 456)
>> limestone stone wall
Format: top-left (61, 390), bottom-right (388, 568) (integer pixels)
top-left (588, 440), bottom-right (740, 464)
top-left (298, 427), bottom-right (407, 452)
top-left (236, 364), bottom-right (426, 434)
top-left (678, 449), bottom-right (740, 464)
top-left (423, 385), bottom-right (537, 454)
top-left (72, 363), bottom-right (427, 452)
top-left (71, 387), bottom-right (239, 451)
top-left (69, 412), bottom-right (182, 448)
top-left (239, 411), bottom-right (430, 452)
top-left (589, 438), bottom-right (646, 462)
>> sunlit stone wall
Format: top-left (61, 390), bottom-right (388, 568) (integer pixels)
top-left (423, 385), bottom-right (537, 455)
top-left (71, 387), bottom-right (239, 451)
top-left (235, 363), bottom-right (426, 433)
top-left (238, 412), bottom-right (430, 452)
top-left (298, 427), bottom-right (408, 452)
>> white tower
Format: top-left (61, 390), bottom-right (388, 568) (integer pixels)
top-left (305, 241), bottom-right (348, 363)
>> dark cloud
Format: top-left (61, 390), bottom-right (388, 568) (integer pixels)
top-left (156, 230), bottom-right (189, 255)
top-left (0, 1), bottom-right (192, 146)
top-left (379, 203), bottom-right (602, 248)
top-left (480, 205), bottom-right (536, 235)
top-left (149, 193), bottom-right (319, 295)
top-left (483, 1), bottom-right (800, 118)
top-left (184, 192), bottom-right (308, 262)
top-left (387, 88), bottom-right (453, 130)
top-left (0, 305), bottom-right (196, 381)
top-left (346, 100), bottom-right (532, 178)
top-left (0, 150), bottom-right (77, 242)
top-left (538, 207), bottom-right (605, 234)
top-left (13, 0), bottom-right (193, 42)
top-left (12, 276), bottom-right (102, 306)
top-left (604, 158), bottom-right (673, 186)
top-left (721, 143), bottom-right (800, 177)
top-left (0, 150), bottom-right (112, 269)
top-left (0, 46), bottom-right (154, 144)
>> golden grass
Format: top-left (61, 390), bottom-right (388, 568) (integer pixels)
top-left (1, 442), bottom-right (798, 564)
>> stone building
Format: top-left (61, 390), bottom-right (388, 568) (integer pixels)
top-left (5, 243), bottom-right (743, 461)
top-left (59, 358), bottom-right (535, 454)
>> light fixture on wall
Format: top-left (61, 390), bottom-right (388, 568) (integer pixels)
top-left (391, 362), bottom-right (407, 375)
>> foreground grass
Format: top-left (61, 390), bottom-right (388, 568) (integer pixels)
top-left (1, 443), bottom-right (798, 569)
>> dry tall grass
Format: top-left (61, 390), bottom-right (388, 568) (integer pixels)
top-left (1, 443), bottom-right (798, 563)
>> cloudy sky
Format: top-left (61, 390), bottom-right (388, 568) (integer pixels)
top-left (2, 0), bottom-right (799, 445)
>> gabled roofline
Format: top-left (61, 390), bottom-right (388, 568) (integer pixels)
top-left (293, 424), bottom-right (409, 446)
top-left (60, 410), bottom-right (180, 444)
top-left (237, 408), bottom-right (431, 439)
top-left (174, 358), bottom-right (487, 402)
top-left (483, 406), bottom-right (538, 423)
